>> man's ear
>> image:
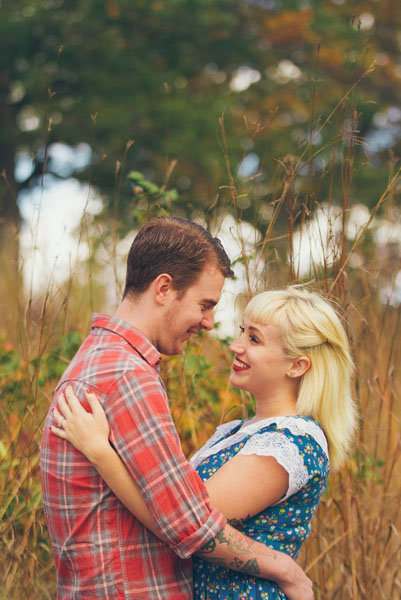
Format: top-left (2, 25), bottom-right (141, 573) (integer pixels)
top-left (286, 355), bottom-right (311, 379)
top-left (153, 273), bottom-right (175, 306)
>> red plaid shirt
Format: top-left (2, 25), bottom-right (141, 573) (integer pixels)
top-left (40, 314), bottom-right (225, 600)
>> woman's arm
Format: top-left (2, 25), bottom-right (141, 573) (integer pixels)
top-left (53, 388), bottom-right (288, 524)
top-left (94, 444), bottom-right (169, 539)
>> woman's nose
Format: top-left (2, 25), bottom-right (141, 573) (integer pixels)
top-left (229, 337), bottom-right (244, 354)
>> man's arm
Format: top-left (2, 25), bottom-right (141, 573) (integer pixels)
top-left (103, 369), bottom-right (226, 557)
top-left (53, 388), bottom-right (313, 599)
top-left (80, 436), bottom-right (312, 599)
top-left (196, 524), bottom-right (312, 600)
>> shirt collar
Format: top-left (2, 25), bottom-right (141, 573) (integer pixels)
top-left (91, 313), bottom-right (161, 368)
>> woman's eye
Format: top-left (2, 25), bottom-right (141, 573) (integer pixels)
top-left (250, 335), bottom-right (259, 343)
top-left (239, 325), bottom-right (245, 333)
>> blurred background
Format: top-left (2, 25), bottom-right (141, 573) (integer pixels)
top-left (0, 1), bottom-right (400, 598)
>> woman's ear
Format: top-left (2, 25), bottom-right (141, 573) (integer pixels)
top-left (287, 356), bottom-right (311, 379)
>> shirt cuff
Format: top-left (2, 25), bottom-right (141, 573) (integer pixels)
top-left (169, 508), bottom-right (226, 559)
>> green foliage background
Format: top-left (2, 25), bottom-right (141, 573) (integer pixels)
top-left (1, 0), bottom-right (401, 235)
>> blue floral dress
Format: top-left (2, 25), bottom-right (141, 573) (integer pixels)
top-left (190, 415), bottom-right (329, 600)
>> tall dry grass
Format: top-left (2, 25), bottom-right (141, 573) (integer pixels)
top-left (213, 86), bottom-right (401, 599)
top-left (1, 79), bottom-right (400, 599)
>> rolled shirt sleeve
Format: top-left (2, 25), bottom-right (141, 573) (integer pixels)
top-left (104, 367), bottom-right (226, 559)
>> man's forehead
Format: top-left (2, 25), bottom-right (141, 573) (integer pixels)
top-left (184, 265), bottom-right (225, 300)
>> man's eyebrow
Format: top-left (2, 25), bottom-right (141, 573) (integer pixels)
top-left (201, 299), bottom-right (218, 307)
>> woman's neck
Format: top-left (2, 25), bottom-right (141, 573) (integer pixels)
top-left (250, 389), bottom-right (298, 422)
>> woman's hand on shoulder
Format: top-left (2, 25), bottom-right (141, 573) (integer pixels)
top-left (51, 385), bottom-right (110, 463)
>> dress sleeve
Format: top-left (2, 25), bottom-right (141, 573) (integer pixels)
top-left (104, 368), bottom-right (226, 559)
top-left (238, 422), bottom-right (328, 503)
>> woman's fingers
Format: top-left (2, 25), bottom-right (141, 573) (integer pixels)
top-left (58, 391), bottom-right (73, 420)
top-left (50, 388), bottom-right (109, 462)
top-left (53, 407), bottom-right (66, 427)
top-left (51, 424), bottom-right (68, 439)
top-left (85, 390), bottom-right (110, 437)
top-left (65, 385), bottom-right (86, 414)
top-left (85, 390), bottom-right (102, 416)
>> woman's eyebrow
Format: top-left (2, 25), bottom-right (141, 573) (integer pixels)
top-left (248, 325), bottom-right (264, 337)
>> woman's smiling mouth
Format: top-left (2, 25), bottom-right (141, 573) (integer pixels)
top-left (232, 357), bottom-right (250, 372)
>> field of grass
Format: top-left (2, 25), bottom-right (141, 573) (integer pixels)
top-left (1, 109), bottom-right (400, 598)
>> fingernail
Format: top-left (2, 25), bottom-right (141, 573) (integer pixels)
top-left (86, 388), bottom-right (91, 394)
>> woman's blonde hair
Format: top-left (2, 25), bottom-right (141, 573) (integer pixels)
top-left (245, 286), bottom-right (357, 470)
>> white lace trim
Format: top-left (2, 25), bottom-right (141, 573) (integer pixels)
top-left (190, 416), bottom-right (329, 502)
top-left (190, 421), bottom-right (241, 469)
top-left (190, 416), bottom-right (328, 469)
top-left (239, 432), bottom-right (309, 502)
top-left (239, 416), bottom-right (328, 457)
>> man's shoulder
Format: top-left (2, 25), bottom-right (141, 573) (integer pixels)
top-left (58, 334), bottom-right (159, 391)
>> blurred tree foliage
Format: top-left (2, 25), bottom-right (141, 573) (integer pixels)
top-left (1, 0), bottom-right (400, 249)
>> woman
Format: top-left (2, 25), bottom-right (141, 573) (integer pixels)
top-left (52, 286), bottom-right (357, 599)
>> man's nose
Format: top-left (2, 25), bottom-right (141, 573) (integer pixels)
top-left (201, 309), bottom-right (215, 331)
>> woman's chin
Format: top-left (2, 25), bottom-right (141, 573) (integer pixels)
top-left (230, 373), bottom-right (248, 391)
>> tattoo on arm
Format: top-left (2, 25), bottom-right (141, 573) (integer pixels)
top-left (227, 515), bottom-right (250, 529)
top-left (199, 527), bottom-right (255, 557)
top-left (229, 556), bottom-right (261, 576)
top-left (216, 529), bottom-right (230, 545)
top-left (230, 557), bottom-right (244, 569)
top-left (197, 526), bottom-right (277, 577)
top-left (239, 558), bottom-right (260, 576)
top-left (198, 538), bottom-right (217, 554)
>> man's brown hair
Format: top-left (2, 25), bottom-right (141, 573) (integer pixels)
top-left (123, 217), bottom-right (234, 298)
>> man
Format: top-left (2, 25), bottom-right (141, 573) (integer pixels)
top-left (41, 217), bottom-right (313, 600)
